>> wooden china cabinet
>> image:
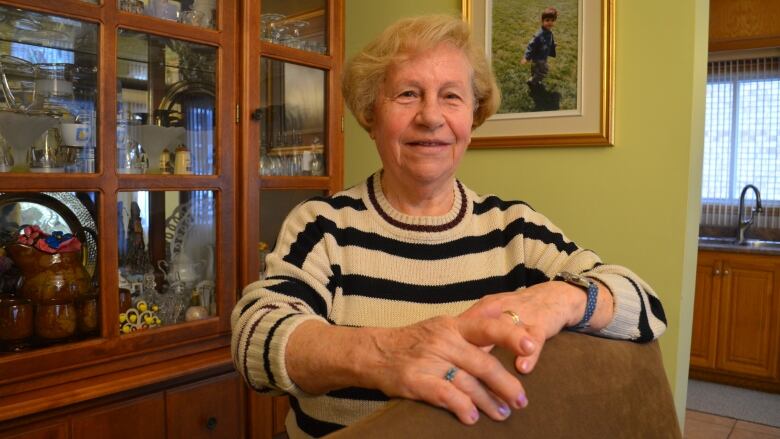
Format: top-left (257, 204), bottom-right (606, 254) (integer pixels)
top-left (0, 0), bottom-right (343, 437)
top-left (240, 0), bottom-right (344, 436)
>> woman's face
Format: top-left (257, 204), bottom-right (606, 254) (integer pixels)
top-left (370, 43), bottom-right (474, 190)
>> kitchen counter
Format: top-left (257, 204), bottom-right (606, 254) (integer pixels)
top-left (698, 237), bottom-right (780, 256)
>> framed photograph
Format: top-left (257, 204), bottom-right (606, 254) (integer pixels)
top-left (463, 0), bottom-right (614, 148)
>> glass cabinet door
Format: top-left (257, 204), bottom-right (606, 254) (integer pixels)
top-left (259, 59), bottom-right (326, 177)
top-left (0, 191), bottom-right (100, 352)
top-left (117, 30), bottom-right (216, 175)
top-left (0, 6), bottom-right (98, 174)
top-left (260, 0), bottom-right (328, 54)
top-left (247, 0), bottom-right (342, 292)
top-left (117, 190), bottom-right (216, 333)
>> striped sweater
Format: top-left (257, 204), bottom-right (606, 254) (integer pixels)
top-left (231, 172), bottom-right (667, 438)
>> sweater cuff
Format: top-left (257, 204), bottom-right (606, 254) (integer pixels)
top-left (582, 272), bottom-right (642, 340)
top-left (243, 310), bottom-right (327, 396)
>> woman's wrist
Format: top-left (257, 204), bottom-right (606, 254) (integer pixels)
top-left (285, 320), bottom-right (390, 394)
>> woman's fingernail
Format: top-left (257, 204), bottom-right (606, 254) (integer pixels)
top-left (471, 408), bottom-right (480, 423)
top-left (498, 404), bottom-right (511, 418)
top-left (517, 394), bottom-right (529, 408)
top-left (522, 338), bottom-right (535, 351)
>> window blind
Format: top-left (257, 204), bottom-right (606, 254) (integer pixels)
top-left (702, 56), bottom-right (780, 230)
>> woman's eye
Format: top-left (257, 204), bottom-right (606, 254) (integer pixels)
top-left (443, 94), bottom-right (466, 105)
top-left (398, 91), bottom-right (417, 98)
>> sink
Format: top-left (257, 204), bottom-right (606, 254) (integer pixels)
top-left (699, 236), bottom-right (780, 252)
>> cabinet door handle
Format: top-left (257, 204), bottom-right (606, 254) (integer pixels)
top-left (714, 269), bottom-right (721, 275)
top-left (206, 416), bottom-right (218, 431)
top-left (723, 270), bottom-right (729, 276)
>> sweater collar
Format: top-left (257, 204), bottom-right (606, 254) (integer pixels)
top-left (365, 171), bottom-right (468, 234)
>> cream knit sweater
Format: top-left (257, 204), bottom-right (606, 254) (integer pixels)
top-left (231, 172), bottom-right (667, 438)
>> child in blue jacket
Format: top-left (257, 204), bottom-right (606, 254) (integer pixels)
top-left (521, 6), bottom-right (558, 87)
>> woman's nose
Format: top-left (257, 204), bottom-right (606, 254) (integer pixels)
top-left (415, 98), bottom-right (445, 129)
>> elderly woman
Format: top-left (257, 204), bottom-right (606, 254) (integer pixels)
top-left (232, 15), bottom-right (666, 438)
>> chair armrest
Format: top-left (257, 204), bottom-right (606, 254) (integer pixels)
top-left (328, 331), bottom-right (681, 438)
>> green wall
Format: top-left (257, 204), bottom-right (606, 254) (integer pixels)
top-left (345, 0), bottom-right (709, 422)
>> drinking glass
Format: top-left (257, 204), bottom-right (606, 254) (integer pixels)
top-left (260, 13), bottom-right (285, 42)
top-left (288, 21), bottom-right (309, 50)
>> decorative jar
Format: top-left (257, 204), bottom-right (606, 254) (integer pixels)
top-left (5, 243), bottom-right (92, 302)
top-left (0, 296), bottom-right (33, 350)
top-left (34, 300), bottom-right (77, 341)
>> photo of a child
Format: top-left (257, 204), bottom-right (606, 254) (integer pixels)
top-left (490, 0), bottom-right (579, 114)
top-left (521, 6), bottom-right (557, 87)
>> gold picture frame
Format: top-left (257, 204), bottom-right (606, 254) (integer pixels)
top-left (463, 0), bottom-right (614, 148)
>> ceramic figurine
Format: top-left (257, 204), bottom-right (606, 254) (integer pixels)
top-left (124, 202), bottom-right (149, 275)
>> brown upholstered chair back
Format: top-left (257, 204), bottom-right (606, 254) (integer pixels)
top-left (328, 331), bottom-right (681, 439)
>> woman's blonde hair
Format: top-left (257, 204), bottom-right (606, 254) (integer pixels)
top-left (342, 14), bottom-right (500, 132)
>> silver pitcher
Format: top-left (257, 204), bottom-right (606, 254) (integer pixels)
top-left (28, 127), bottom-right (66, 172)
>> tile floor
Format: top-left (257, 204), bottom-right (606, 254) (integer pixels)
top-left (685, 410), bottom-right (780, 439)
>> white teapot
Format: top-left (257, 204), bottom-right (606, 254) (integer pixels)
top-left (158, 254), bottom-right (202, 285)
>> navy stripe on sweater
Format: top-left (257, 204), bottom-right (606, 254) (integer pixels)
top-left (265, 276), bottom-right (329, 316)
top-left (326, 386), bottom-right (390, 401)
top-left (290, 396), bottom-right (345, 437)
top-left (263, 313), bottom-right (297, 387)
top-left (340, 264), bottom-right (549, 302)
top-left (473, 195), bottom-right (533, 215)
top-left (623, 276), bottom-right (654, 342)
top-left (283, 215), bottom-right (579, 268)
top-left (306, 194), bottom-right (367, 211)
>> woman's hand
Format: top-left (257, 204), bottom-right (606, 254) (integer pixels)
top-left (363, 315), bottom-right (534, 424)
top-left (459, 280), bottom-right (613, 375)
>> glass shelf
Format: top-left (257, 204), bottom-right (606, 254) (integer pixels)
top-left (260, 0), bottom-right (327, 54)
top-left (119, 0), bottom-right (217, 30)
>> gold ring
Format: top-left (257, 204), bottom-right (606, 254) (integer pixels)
top-left (503, 310), bottom-right (522, 326)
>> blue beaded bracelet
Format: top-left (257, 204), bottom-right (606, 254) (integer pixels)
top-left (573, 279), bottom-right (599, 330)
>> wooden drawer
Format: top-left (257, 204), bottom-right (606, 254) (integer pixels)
top-left (71, 393), bottom-right (165, 439)
top-left (166, 373), bottom-right (241, 439)
top-left (2, 420), bottom-right (68, 439)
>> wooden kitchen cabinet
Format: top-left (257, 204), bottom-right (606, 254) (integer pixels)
top-left (690, 255), bottom-right (722, 369)
top-left (690, 250), bottom-right (780, 392)
top-left (0, 0), bottom-right (344, 437)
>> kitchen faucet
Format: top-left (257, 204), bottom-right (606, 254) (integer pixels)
top-left (737, 184), bottom-right (763, 245)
